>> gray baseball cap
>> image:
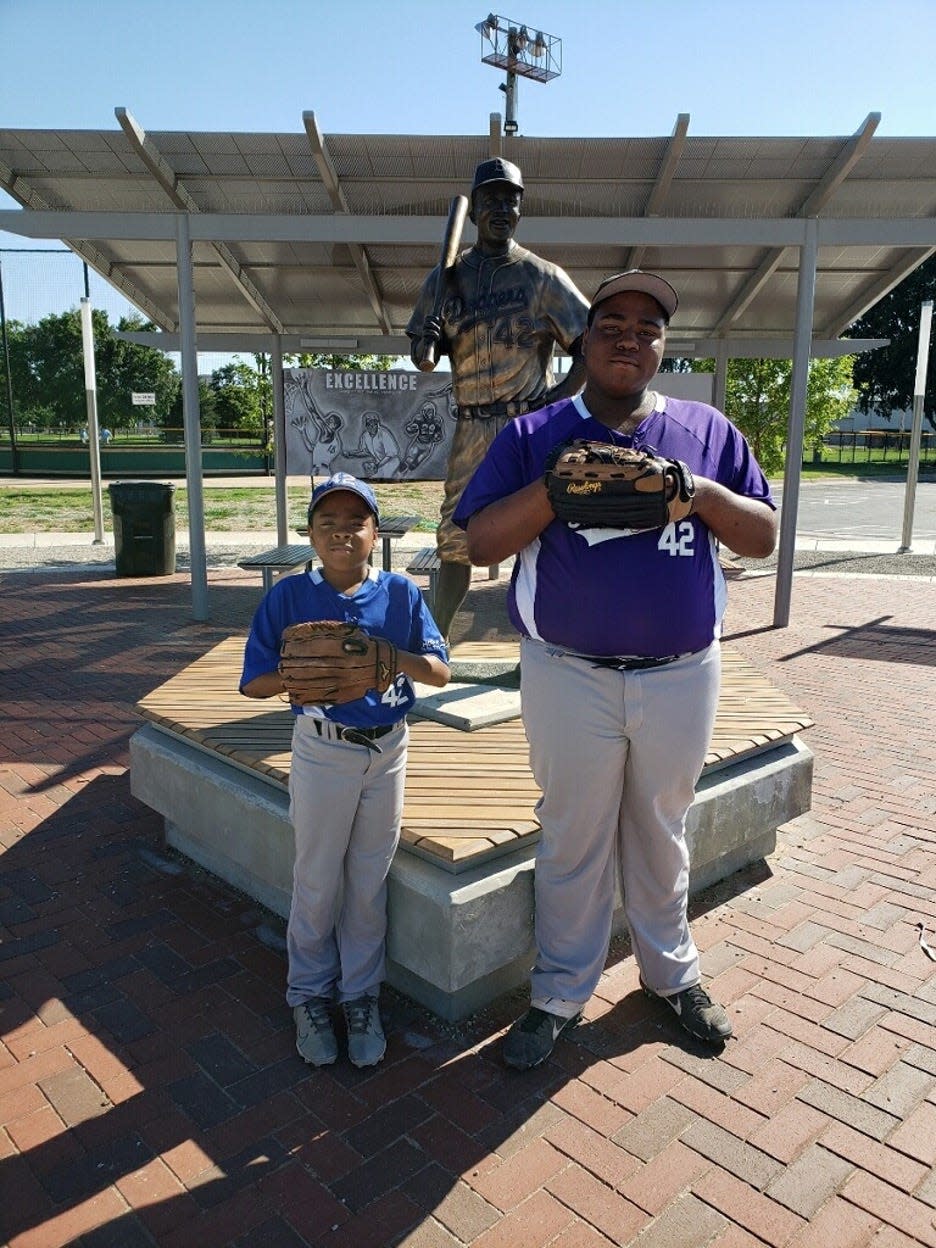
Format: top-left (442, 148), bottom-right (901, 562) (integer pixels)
top-left (471, 157), bottom-right (524, 195)
top-left (589, 270), bottom-right (679, 321)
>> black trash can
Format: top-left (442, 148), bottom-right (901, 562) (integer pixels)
top-left (108, 481), bottom-right (177, 577)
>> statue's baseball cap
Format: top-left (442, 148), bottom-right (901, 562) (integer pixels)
top-left (588, 270), bottom-right (679, 322)
top-left (308, 472), bottom-right (379, 523)
top-left (471, 157), bottom-right (524, 195)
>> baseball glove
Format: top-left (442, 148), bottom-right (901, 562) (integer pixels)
top-left (545, 440), bottom-right (695, 532)
top-left (278, 620), bottom-right (398, 706)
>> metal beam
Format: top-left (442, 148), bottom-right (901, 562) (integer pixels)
top-left (270, 336), bottom-right (288, 544)
top-left (116, 329), bottom-right (888, 359)
top-left (176, 213), bottom-right (209, 621)
top-left (821, 247), bottom-right (936, 337)
top-left (116, 108), bottom-right (284, 334)
top-left (798, 112), bottom-right (880, 217)
top-left (626, 113), bottom-right (690, 270)
top-left (303, 111), bottom-right (392, 336)
top-left (4, 208), bottom-right (936, 249)
top-left (714, 249), bottom-right (785, 332)
top-left (0, 158), bottom-right (173, 329)
top-left (774, 219), bottom-right (818, 629)
top-left (715, 113), bottom-right (880, 332)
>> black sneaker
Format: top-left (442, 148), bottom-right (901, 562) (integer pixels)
top-left (503, 1006), bottom-right (582, 1070)
top-left (642, 980), bottom-right (733, 1044)
top-left (343, 994), bottom-right (386, 1068)
top-left (294, 997), bottom-right (338, 1066)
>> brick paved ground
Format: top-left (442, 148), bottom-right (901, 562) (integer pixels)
top-left (0, 564), bottom-right (934, 1247)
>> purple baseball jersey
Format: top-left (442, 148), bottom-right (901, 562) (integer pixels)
top-left (453, 394), bottom-right (774, 657)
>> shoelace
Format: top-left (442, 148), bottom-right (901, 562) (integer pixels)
top-left (301, 1000), bottom-right (333, 1031)
top-left (675, 985), bottom-right (710, 1010)
top-left (344, 998), bottom-right (376, 1034)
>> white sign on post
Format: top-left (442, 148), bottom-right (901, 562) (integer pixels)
top-left (131, 392), bottom-right (156, 406)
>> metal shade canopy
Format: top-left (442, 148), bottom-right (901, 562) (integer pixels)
top-left (1, 108), bottom-right (934, 622)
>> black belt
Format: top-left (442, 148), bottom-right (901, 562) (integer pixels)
top-left (457, 399), bottom-right (536, 420)
top-left (583, 654), bottom-right (682, 672)
top-left (309, 718), bottom-right (403, 752)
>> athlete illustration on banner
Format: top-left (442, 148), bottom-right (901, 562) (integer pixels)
top-left (399, 383), bottom-right (454, 474)
top-left (344, 411), bottom-right (401, 476)
top-left (286, 375), bottom-right (346, 477)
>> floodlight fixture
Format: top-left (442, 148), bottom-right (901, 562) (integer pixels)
top-left (475, 13), bottom-right (561, 135)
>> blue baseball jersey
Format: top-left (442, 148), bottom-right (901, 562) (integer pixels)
top-left (240, 566), bottom-right (448, 728)
top-left (453, 393), bottom-right (774, 658)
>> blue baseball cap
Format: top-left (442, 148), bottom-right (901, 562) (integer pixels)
top-left (308, 472), bottom-right (379, 523)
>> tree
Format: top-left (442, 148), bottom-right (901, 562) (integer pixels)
top-left (9, 309), bottom-right (87, 429)
top-left (847, 255), bottom-right (936, 428)
top-left (292, 352), bottom-right (396, 371)
top-left (209, 360), bottom-right (268, 435)
top-left (101, 314), bottom-right (179, 430)
top-left (694, 355), bottom-right (856, 476)
top-left (0, 318), bottom-right (39, 426)
top-left (163, 379), bottom-right (219, 443)
top-left (0, 308), bottom-right (179, 432)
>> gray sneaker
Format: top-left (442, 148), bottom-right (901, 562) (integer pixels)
top-left (294, 997), bottom-right (338, 1066)
top-left (502, 1006), bottom-right (582, 1070)
top-left (642, 980), bottom-right (733, 1044)
top-left (343, 995), bottom-right (386, 1067)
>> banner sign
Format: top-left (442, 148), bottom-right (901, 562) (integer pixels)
top-left (284, 369), bottom-right (456, 480)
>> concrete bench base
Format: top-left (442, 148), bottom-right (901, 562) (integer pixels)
top-left (130, 723), bottom-right (813, 1021)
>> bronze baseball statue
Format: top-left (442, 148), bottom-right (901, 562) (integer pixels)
top-left (407, 158), bottom-right (589, 639)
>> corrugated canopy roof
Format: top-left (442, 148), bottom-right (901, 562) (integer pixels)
top-left (2, 110), bottom-right (935, 356)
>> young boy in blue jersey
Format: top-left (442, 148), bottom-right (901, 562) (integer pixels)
top-left (240, 473), bottom-right (449, 1068)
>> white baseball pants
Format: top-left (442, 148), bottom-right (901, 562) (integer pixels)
top-left (286, 715), bottom-right (408, 1006)
top-left (519, 637), bottom-right (721, 1017)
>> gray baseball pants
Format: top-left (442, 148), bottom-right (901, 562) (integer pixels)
top-left (286, 715), bottom-right (408, 1007)
top-left (519, 637), bottom-right (721, 1018)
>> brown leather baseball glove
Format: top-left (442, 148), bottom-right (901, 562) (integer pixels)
top-left (278, 620), bottom-right (398, 706)
top-left (545, 440), bottom-right (695, 532)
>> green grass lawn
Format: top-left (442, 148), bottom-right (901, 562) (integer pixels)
top-left (0, 482), bottom-right (446, 534)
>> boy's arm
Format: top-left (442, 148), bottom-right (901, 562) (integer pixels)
top-left (241, 670), bottom-right (285, 699)
top-left (396, 650), bottom-right (450, 689)
top-left (466, 478), bottom-right (555, 565)
top-left (691, 478), bottom-right (777, 558)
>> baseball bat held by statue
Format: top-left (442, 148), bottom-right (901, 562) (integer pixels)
top-left (419, 195), bottom-right (469, 371)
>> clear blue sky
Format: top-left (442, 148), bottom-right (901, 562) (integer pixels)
top-left (3, 0), bottom-right (935, 138)
top-left (1, 0), bottom-right (933, 330)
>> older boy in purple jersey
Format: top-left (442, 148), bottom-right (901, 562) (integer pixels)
top-left (454, 271), bottom-right (777, 1068)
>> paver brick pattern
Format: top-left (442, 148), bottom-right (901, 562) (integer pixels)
top-left (0, 565), bottom-right (934, 1246)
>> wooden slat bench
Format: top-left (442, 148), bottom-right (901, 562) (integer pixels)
top-left (130, 636), bottom-right (814, 1018)
top-left (406, 547), bottom-right (443, 606)
top-left (237, 543), bottom-right (313, 592)
top-left (377, 513), bottom-right (421, 572)
top-left (406, 547), bottom-right (502, 607)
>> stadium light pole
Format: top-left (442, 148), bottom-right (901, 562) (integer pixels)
top-left (476, 14), bottom-right (561, 136)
